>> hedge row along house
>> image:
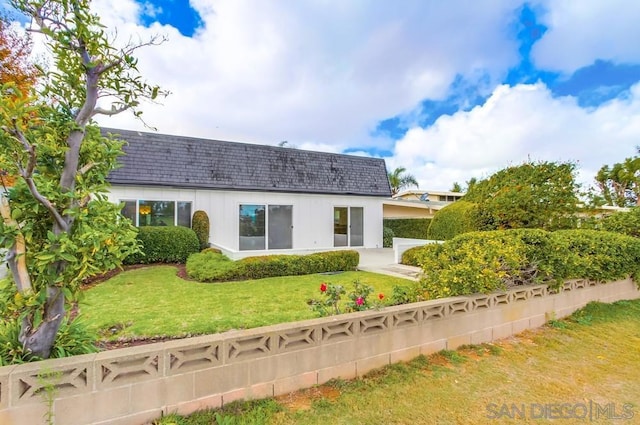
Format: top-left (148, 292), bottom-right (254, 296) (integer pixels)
top-left (104, 128), bottom-right (392, 259)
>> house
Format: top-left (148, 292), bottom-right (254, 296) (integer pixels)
top-left (383, 189), bottom-right (464, 219)
top-left (104, 128), bottom-right (392, 259)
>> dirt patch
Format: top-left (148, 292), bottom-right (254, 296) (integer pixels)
top-left (96, 335), bottom-right (190, 351)
top-left (276, 386), bottom-right (341, 411)
top-left (81, 263), bottom-right (192, 289)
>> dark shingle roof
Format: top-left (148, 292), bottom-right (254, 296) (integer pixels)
top-left (104, 128), bottom-right (392, 197)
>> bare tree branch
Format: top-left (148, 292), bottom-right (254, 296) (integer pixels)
top-left (92, 105), bottom-right (129, 117)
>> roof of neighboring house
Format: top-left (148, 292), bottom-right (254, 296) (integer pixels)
top-left (395, 189), bottom-right (465, 200)
top-left (104, 128), bottom-right (392, 197)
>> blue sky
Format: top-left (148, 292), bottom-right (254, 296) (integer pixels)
top-left (6, 0), bottom-right (640, 190)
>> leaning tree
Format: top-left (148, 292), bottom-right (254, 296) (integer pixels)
top-left (0, 0), bottom-right (166, 359)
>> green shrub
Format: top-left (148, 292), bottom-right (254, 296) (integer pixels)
top-left (0, 316), bottom-right (98, 365)
top-left (201, 247), bottom-right (222, 254)
top-left (125, 226), bottom-right (200, 264)
top-left (551, 229), bottom-right (640, 282)
top-left (400, 244), bottom-right (439, 266)
top-left (192, 210), bottom-right (211, 250)
top-left (417, 228), bottom-right (640, 299)
top-left (427, 201), bottom-right (479, 240)
top-left (601, 207), bottom-right (640, 238)
top-left (186, 250), bottom-right (360, 282)
top-left (185, 251), bottom-right (237, 282)
top-left (383, 218), bottom-right (431, 239)
top-left (382, 226), bottom-right (395, 247)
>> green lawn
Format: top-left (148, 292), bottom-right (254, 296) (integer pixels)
top-left (80, 266), bottom-right (412, 339)
top-left (155, 299), bottom-right (640, 425)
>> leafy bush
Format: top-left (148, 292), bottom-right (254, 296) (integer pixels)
top-left (382, 226), bottom-right (395, 248)
top-left (191, 210), bottom-right (211, 250)
top-left (185, 250), bottom-right (237, 282)
top-left (309, 279), bottom-right (383, 316)
top-left (420, 231), bottom-right (530, 298)
top-left (383, 218), bottom-right (431, 239)
top-left (427, 201), bottom-right (479, 240)
top-left (389, 283), bottom-right (428, 306)
top-left (0, 279), bottom-right (98, 365)
top-left (416, 229), bottom-right (640, 299)
top-left (125, 226), bottom-right (200, 264)
top-left (400, 244), bottom-right (439, 267)
top-left (464, 161), bottom-right (579, 231)
top-left (186, 250), bottom-right (360, 282)
top-left (551, 229), bottom-right (640, 282)
top-left (601, 207), bottom-right (640, 238)
top-left (0, 316), bottom-right (98, 365)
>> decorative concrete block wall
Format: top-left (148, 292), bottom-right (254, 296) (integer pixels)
top-left (0, 278), bottom-right (638, 425)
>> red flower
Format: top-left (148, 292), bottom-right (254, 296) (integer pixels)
top-left (356, 297), bottom-right (364, 306)
top-left (320, 283), bottom-right (327, 292)
top-left (378, 293), bottom-right (384, 300)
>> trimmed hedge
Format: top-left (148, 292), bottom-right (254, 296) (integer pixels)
top-left (125, 226), bottom-right (200, 264)
top-left (382, 227), bottom-right (395, 248)
top-left (407, 228), bottom-right (640, 299)
top-left (426, 200), bottom-right (479, 240)
top-left (602, 207), bottom-right (640, 238)
top-left (383, 218), bottom-right (431, 240)
top-left (186, 250), bottom-right (360, 282)
top-left (191, 210), bottom-right (210, 250)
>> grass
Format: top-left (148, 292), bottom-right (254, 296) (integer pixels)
top-left (80, 266), bottom-right (411, 339)
top-left (153, 299), bottom-right (640, 425)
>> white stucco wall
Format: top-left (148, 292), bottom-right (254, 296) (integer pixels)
top-left (107, 186), bottom-right (385, 259)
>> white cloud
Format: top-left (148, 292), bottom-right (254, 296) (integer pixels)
top-left (90, 0), bottom-right (521, 148)
top-left (391, 83), bottom-right (640, 191)
top-left (8, 0), bottom-right (640, 196)
top-left (532, 0), bottom-right (640, 73)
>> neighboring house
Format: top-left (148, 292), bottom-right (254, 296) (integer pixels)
top-left (394, 189), bottom-right (464, 203)
top-left (383, 189), bottom-right (464, 219)
top-left (104, 128), bottom-right (391, 259)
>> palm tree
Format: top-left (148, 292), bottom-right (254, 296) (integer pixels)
top-left (388, 166), bottom-right (419, 197)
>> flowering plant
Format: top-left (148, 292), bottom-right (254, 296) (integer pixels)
top-left (309, 282), bottom-right (345, 316)
top-left (309, 280), bottom-right (386, 316)
top-left (345, 279), bottom-right (374, 312)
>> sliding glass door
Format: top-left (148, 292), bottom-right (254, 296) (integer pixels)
top-left (333, 206), bottom-right (363, 247)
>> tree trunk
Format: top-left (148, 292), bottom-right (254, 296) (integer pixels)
top-left (19, 286), bottom-right (65, 359)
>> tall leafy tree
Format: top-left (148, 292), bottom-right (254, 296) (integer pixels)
top-left (0, 14), bottom-right (38, 94)
top-left (594, 149), bottom-right (640, 207)
top-left (464, 161), bottom-right (580, 230)
top-left (388, 166), bottom-right (418, 196)
top-left (450, 182), bottom-right (462, 192)
top-left (0, 13), bottom-right (38, 187)
top-left (0, 0), bottom-right (166, 359)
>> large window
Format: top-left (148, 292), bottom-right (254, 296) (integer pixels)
top-left (120, 200), bottom-right (192, 227)
top-left (239, 204), bottom-right (292, 251)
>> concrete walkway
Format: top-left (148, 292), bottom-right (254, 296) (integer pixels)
top-left (355, 248), bottom-right (422, 281)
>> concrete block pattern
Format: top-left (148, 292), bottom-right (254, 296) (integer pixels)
top-left (11, 353), bottom-right (96, 406)
top-left (0, 365), bottom-right (14, 410)
top-left (0, 278), bottom-right (637, 425)
top-left (95, 345), bottom-right (164, 389)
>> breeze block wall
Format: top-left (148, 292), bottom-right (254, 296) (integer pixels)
top-left (0, 278), bottom-right (638, 425)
